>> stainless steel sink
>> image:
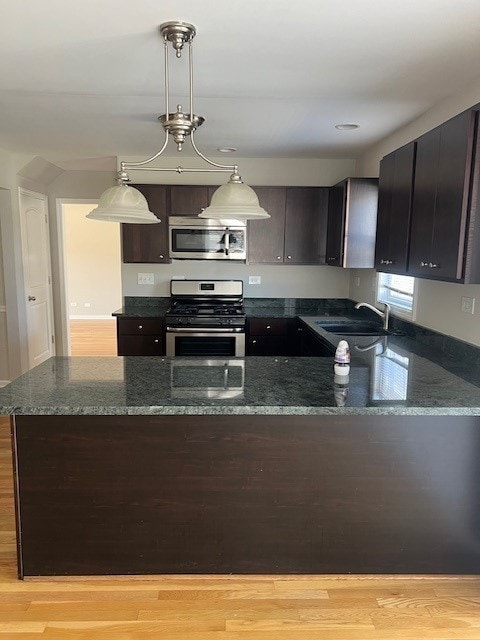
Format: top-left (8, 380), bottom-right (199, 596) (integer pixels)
top-left (315, 322), bottom-right (390, 336)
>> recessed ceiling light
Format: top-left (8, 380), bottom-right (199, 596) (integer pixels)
top-left (217, 147), bottom-right (237, 153)
top-left (335, 124), bottom-right (360, 131)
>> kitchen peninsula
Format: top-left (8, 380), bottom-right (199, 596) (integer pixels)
top-left (2, 328), bottom-right (480, 578)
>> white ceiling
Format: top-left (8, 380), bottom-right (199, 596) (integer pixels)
top-left (1, 0), bottom-right (480, 161)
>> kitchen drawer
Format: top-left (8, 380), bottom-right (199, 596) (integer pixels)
top-left (117, 335), bottom-right (164, 356)
top-left (247, 335), bottom-right (290, 356)
top-left (248, 318), bottom-right (291, 336)
top-left (117, 317), bottom-right (163, 336)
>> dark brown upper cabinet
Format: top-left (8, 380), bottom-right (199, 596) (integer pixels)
top-left (375, 141), bottom-right (416, 274)
top-left (170, 186), bottom-right (210, 216)
top-left (247, 186), bottom-right (328, 264)
top-left (284, 187), bottom-right (329, 264)
top-left (121, 185), bottom-right (168, 263)
top-left (247, 187), bottom-right (287, 263)
top-left (407, 110), bottom-right (478, 282)
top-left (325, 178), bottom-right (379, 268)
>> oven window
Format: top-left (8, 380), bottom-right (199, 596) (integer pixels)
top-left (175, 336), bottom-right (237, 357)
top-left (171, 229), bottom-right (245, 254)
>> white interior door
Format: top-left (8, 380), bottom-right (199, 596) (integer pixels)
top-left (19, 189), bottom-right (54, 369)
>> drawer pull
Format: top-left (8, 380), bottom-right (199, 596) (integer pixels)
top-left (138, 325), bottom-right (143, 329)
top-left (276, 256), bottom-right (282, 260)
top-left (154, 339), bottom-right (159, 343)
top-left (159, 254), bottom-right (164, 259)
top-left (266, 325), bottom-right (271, 329)
top-left (429, 262), bottom-right (439, 269)
top-left (420, 261), bottom-right (429, 267)
top-left (252, 339), bottom-right (257, 344)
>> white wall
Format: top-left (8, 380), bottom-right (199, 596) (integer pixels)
top-left (352, 78), bottom-right (480, 346)
top-left (121, 155), bottom-right (355, 299)
top-left (48, 170), bottom-right (117, 354)
top-left (123, 263), bottom-right (350, 299)
top-left (63, 204), bottom-right (122, 318)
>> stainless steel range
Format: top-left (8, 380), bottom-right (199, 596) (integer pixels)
top-left (165, 280), bottom-right (246, 357)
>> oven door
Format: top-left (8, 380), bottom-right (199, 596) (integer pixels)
top-left (169, 224), bottom-right (246, 260)
top-left (166, 328), bottom-right (245, 357)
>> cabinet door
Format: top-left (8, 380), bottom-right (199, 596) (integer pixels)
top-left (408, 111), bottom-right (475, 280)
top-left (430, 110), bottom-right (475, 280)
top-left (117, 335), bottom-right (163, 356)
top-left (300, 327), bottom-right (335, 356)
top-left (375, 143), bottom-right (415, 274)
top-left (284, 188), bottom-right (329, 264)
top-left (170, 186), bottom-right (210, 216)
top-left (325, 181), bottom-right (347, 266)
top-left (121, 185), bottom-right (168, 263)
top-left (247, 187), bottom-right (287, 263)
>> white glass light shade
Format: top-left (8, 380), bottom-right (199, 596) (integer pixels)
top-left (86, 184), bottom-right (160, 224)
top-left (198, 181), bottom-right (270, 220)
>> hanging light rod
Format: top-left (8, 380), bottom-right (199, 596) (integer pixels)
top-left (87, 21), bottom-right (269, 224)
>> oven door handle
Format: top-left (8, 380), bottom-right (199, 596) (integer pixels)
top-left (166, 326), bottom-right (244, 333)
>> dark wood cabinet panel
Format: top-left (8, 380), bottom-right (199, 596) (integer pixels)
top-left (18, 414), bottom-right (479, 575)
top-left (375, 142), bottom-right (416, 274)
top-left (247, 187), bottom-right (287, 263)
top-left (170, 186), bottom-right (210, 216)
top-left (247, 317), bottom-right (296, 356)
top-left (326, 179), bottom-right (378, 268)
top-left (300, 325), bottom-right (335, 356)
top-left (408, 110), bottom-right (476, 281)
top-left (284, 187), bottom-right (329, 264)
top-left (117, 316), bottom-right (164, 355)
top-left (325, 181), bottom-right (346, 266)
top-left (121, 185), bottom-right (168, 263)
top-left (117, 335), bottom-right (163, 356)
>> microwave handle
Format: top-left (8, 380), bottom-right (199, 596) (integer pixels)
top-left (224, 230), bottom-right (230, 256)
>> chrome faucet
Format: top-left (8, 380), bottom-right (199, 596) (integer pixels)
top-left (354, 301), bottom-right (391, 331)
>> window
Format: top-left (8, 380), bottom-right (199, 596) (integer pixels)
top-left (377, 273), bottom-right (416, 319)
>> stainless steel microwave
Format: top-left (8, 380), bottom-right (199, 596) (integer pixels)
top-left (169, 216), bottom-right (247, 260)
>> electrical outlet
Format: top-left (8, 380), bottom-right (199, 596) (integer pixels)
top-left (249, 275), bottom-right (261, 285)
top-left (354, 276), bottom-right (360, 287)
top-left (461, 296), bottom-right (475, 314)
top-left (70, 302), bottom-right (77, 307)
top-left (84, 302), bottom-right (91, 308)
top-left (138, 272), bottom-right (155, 285)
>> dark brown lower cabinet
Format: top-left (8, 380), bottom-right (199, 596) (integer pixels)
top-left (300, 325), bottom-right (335, 356)
top-left (117, 317), bottom-right (164, 356)
top-left (247, 317), bottom-right (297, 356)
top-left (12, 414), bottom-right (480, 576)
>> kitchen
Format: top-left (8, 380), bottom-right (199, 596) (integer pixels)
top-left (1, 0), bottom-right (480, 636)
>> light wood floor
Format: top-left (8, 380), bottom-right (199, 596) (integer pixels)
top-left (1, 419), bottom-right (480, 638)
top-left (69, 319), bottom-right (117, 356)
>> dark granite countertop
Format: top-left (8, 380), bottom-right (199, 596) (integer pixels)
top-left (1, 345), bottom-right (480, 415)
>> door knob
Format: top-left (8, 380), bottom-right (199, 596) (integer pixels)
top-left (28, 296), bottom-right (36, 301)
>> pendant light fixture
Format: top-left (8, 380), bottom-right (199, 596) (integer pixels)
top-left (87, 21), bottom-right (269, 224)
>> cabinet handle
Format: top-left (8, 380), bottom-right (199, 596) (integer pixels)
top-left (420, 261), bottom-right (429, 267)
top-left (327, 257), bottom-right (335, 262)
top-left (200, 208), bottom-right (205, 212)
top-left (380, 259), bottom-right (386, 265)
top-left (138, 325), bottom-right (143, 329)
top-left (28, 295), bottom-right (36, 301)
top-left (252, 339), bottom-right (257, 344)
top-left (154, 339), bottom-right (159, 343)
top-left (429, 262), bottom-right (439, 268)
top-left (287, 255), bottom-right (292, 260)
top-left (159, 254), bottom-right (164, 259)
top-left (297, 327), bottom-right (303, 332)
top-left (384, 259), bottom-right (394, 265)
top-left (266, 325), bottom-right (271, 329)
top-left (276, 256), bottom-right (282, 260)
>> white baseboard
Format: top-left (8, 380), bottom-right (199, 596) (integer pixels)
top-left (69, 315), bottom-right (114, 320)
top-left (0, 380), bottom-right (10, 387)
